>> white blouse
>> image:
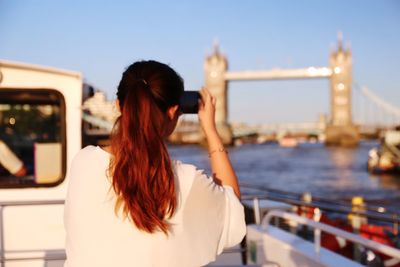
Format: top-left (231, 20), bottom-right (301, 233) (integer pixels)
top-left (64, 146), bottom-right (246, 267)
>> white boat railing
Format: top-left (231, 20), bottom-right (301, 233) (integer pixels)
top-left (241, 190), bottom-right (400, 235)
top-left (262, 209), bottom-right (400, 261)
top-left (240, 182), bottom-right (400, 221)
top-left (0, 200), bottom-right (65, 266)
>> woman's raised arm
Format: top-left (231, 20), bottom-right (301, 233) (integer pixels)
top-left (198, 88), bottom-right (241, 198)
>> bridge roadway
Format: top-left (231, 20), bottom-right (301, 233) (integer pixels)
top-left (224, 67), bottom-right (332, 81)
top-left (172, 121), bottom-right (386, 144)
top-left (172, 122), bottom-right (325, 143)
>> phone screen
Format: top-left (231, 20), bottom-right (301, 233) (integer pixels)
top-left (180, 91), bottom-right (200, 114)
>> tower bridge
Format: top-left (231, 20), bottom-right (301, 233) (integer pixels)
top-left (81, 34), bottom-right (400, 146)
top-left (204, 34), bottom-right (357, 146)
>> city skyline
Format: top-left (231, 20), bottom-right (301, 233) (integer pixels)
top-left (1, 0), bottom-right (399, 125)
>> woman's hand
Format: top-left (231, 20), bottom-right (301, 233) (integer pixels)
top-left (198, 88), bottom-right (217, 136)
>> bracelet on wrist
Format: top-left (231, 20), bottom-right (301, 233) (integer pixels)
top-left (208, 147), bottom-right (228, 158)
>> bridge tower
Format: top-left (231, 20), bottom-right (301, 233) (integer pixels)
top-left (326, 34), bottom-right (359, 146)
top-left (204, 44), bottom-right (232, 144)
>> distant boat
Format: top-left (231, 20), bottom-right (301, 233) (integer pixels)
top-left (279, 136), bottom-right (298, 148)
top-left (368, 129), bottom-right (400, 174)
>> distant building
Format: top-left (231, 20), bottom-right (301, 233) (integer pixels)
top-left (82, 91), bottom-right (119, 123)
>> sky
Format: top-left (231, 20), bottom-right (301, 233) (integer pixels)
top-left (1, 0), bottom-right (400, 125)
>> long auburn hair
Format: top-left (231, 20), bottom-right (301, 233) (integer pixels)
top-left (109, 60), bottom-right (184, 234)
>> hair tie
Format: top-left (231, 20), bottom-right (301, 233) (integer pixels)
top-left (132, 78), bottom-right (148, 86)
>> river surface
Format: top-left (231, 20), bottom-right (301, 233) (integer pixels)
top-left (168, 140), bottom-right (400, 213)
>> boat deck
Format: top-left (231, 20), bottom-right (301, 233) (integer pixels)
top-left (206, 246), bottom-right (245, 266)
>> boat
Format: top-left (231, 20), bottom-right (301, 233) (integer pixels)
top-left (279, 136), bottom-right (298, 148)
top-left (368, 128), bottom-right (400, 174)
top-left (2, 60), bottom-right (400, 267)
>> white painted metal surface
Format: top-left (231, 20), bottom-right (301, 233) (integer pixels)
top-left (247, 225), bottom-right (363, 267)
top-left (243, 210), bottom-right (400, 266)
top-left (262, 210), bottom-right (400, 261)
top-left (0, 60), bottom-right (83, 266)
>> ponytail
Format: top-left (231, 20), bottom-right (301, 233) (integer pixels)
top-left (110, 61), bottom-right (183, 234)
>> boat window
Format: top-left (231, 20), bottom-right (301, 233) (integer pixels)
top-left (0, 89), bottom-right (66, 188)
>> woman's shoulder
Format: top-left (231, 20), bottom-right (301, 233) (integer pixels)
top-left (172, 160), bottom-right (197, 177)
top-left (172, 160), bottom-right (213, 184)
top-left (172, 160), bottom-right (217, 192)
top-left (67, 146), bottom-right (110, 185)
top-left (172, 160), bottom-right (205, 200)
top-left (78, 145), bottom-right (108, 156)
top-left (71, 146), bottom-right (109, 166)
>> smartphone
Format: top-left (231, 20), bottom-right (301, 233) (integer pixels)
top-left (179, 91), bottom-right (200, 114)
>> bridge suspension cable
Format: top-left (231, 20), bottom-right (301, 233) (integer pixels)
top-left (353, 82), bottom-right (400, 127)
top-left (354, 83), bottom-right (400, 118)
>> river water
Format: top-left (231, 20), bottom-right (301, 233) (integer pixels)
top-left (168, 140), bottom-right (400, 213)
